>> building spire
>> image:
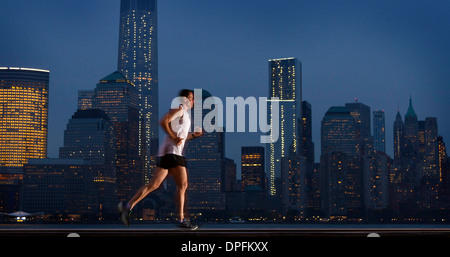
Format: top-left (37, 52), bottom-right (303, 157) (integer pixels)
top-left (405, 96), bottom-right (417, 119)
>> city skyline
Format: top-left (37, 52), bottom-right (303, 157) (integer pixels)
top-left (0, 0), bottom-right (449, 175)
top-left (1, 0), bottom-right (450, 224)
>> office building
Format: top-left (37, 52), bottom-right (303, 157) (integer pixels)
top-left (118, 0), bottom-right (159, 181)
top-left (301, 101), bottom-right (316, 217)
top-left (363, 152), bottom-right (389, 210)
top-left (345, 101), bottom-right (373, 156)
top-left (417, 117), bottom-right (440, 209)
top-left (373, 110), bottom-right (386, 153)
top-left (281, 152), bottom-right (306, 217)
top-left (185, 89), bottom-right (225, 211)
top-left (0, 67), bottom-right (49, 167)
top-left (320, 106), bottom-right (360, 217)
top-left (345, 101), bottom-right (371, 138)
top-left (78, 90), bottom-right (95, 110)
top-left (0, 168), bottom-right (21, 213)
top-left (224, 158), bottom-right (238, 192)
top-left (241, 146), bottom-right (265, 191)
top-left (93, 71), bottom-right (141, 201)
top-left (22, 159), bottom-right (97, 218)
top-left (393, 110), bottom-right (404, 164)
top-left (403, 98), bottom-right (419, 158)
top-left (59, 109), bottom-right (114, 166)
top-left (422, 117), bottom-right (439, 180)
top-left (301, 101), bottom-right (314, 164)
top-left (267, 57), bottom-right (302, 196)
top-left (59, 109), bottom-right (117, 217)
top-left (402, 98), bottom-right (419, 185)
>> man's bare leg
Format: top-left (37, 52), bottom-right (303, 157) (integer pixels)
top-left (169, 165), bottom-right (188, 221)
top-left (127, 167), bottom-right (169, 210)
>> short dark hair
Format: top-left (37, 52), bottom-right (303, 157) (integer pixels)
top-left (179, 89), bottom-right (193, 98)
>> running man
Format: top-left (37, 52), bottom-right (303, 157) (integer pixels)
top-left (118, 89), bottom-right (203, 229)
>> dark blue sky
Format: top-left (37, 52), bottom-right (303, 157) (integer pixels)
top-left (1, 0), bottom-right (449, 172)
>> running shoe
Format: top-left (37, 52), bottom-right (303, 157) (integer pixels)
top-left (117, 202), bottom-right (131, 226)
top-left (177, 219), bottom-right (198, 230)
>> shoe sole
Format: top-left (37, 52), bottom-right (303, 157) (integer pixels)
top-left (117, 202), bottom-right (130, 226)
top-left (178, 225), bottom-right (199, 231)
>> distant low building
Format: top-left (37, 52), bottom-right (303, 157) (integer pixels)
top-left (22, 159), bottom-right (98, 219)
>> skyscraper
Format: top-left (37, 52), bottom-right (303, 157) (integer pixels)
top-left (281, 152), bottom-right (306, 216)
top-left (422, 117), bottom-right (439, 180)
top-left (345, 101), bottom-right (373, 156)
top-left (241, 146), bottom-right (265, 191)
top-left (0, 67), bottom-right (49, 213)
top-left (321, 107), bottom-right (359, 165)
top-left (59, 109), bottom-right (114, 166)
top-left (345, 101), bottom-right (371, 138)
top-left (267, 57), bottom-right (302, 196)
top-left (403, 97), bottom-right (419, 184)
top-left (301, 101), bottom-right (314, 164)
top-left (0, 67), bottom-right (49, 167)
top-left (185, 89), bottom-right (226, 211)
top-left (58, 109), bottom-right (117, 217)
top-left (373, 110), bottom-right (386, 153)
top-left (78, 90), bottom-right (95, 110)
top-left (404, 98), bottom-right (419, 158)
top-left (417, 117), bottom-right (440, 209)
top-left (118, 0), bottom-right (159, 182)
top-left (93, 71), bottom-right (141, 201)
top-left (393, 110), bottom-right (403, 164)
top-left (320, 106), bottom-right (359, 217)
top-left (363, 152), bottom-right (389, 210)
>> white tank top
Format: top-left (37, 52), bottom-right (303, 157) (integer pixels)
top-left (157, 101), bottom-right (191, 157)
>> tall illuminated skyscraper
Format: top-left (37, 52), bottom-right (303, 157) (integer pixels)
top-left (118, 0), bottom-right (159, 181)
top-left (0, 67), bottom-right (49, 167)
top-left (373, 110), bottom-right (386, 153)
top-left (93, 71), bottom-right (141, 201)
top-left (267, 57), bottom-right (302, 196)
top-left (393, 110), bottom-right (403, 164)
top-left (320, 106), bottom-right (359, 217)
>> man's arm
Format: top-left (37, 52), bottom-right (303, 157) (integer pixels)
top-left (159, 107), bottom-right (184, 146)
top-left (186, 130), bottom-right (204, 141)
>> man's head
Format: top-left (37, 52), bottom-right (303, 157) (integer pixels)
top-left (179, 89), bottom-right (194, 109)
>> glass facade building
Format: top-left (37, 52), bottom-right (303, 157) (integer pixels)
top-left (118, 0), bottom-right (159, 183)
top-left (373, 110), bottom-right (386, 153)
top-left (0, 67), bottom-right (49, 167)
top-left (78, 90), bottom-right (95, 110)
top-left (185, 90), bottom-right (226, 211)
top-left (59, 109), bottom-right (114, 166)
top-left (267, 57), bottom-right (302, 196)
top-left (93, 71), bottom-right (141, 201)
top-left (241, 146), bottom-right (265, 191)
top-left (320, 106), bottom-right (359, 217)
top-left (58, 109), bottom-right (117, 217)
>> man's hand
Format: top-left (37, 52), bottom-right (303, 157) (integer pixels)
top-left (192, 130), bottom-right (203, 138)
top-left (171, 136), bottom-right (184, 146)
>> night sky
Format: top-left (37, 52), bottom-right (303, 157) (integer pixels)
top-left (1, 0), bottom-right (449, 175)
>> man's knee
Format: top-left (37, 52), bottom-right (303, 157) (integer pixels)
top-left (146, 181), bottom-right (161, 191)
top-left (178, 182), bottom-right (188, 191)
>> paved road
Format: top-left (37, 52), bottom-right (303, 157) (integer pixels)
top-left (1, 223), bottom-right (450, 237)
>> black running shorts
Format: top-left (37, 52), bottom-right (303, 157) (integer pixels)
top-left (157, 154), bottom-right (187, 169)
